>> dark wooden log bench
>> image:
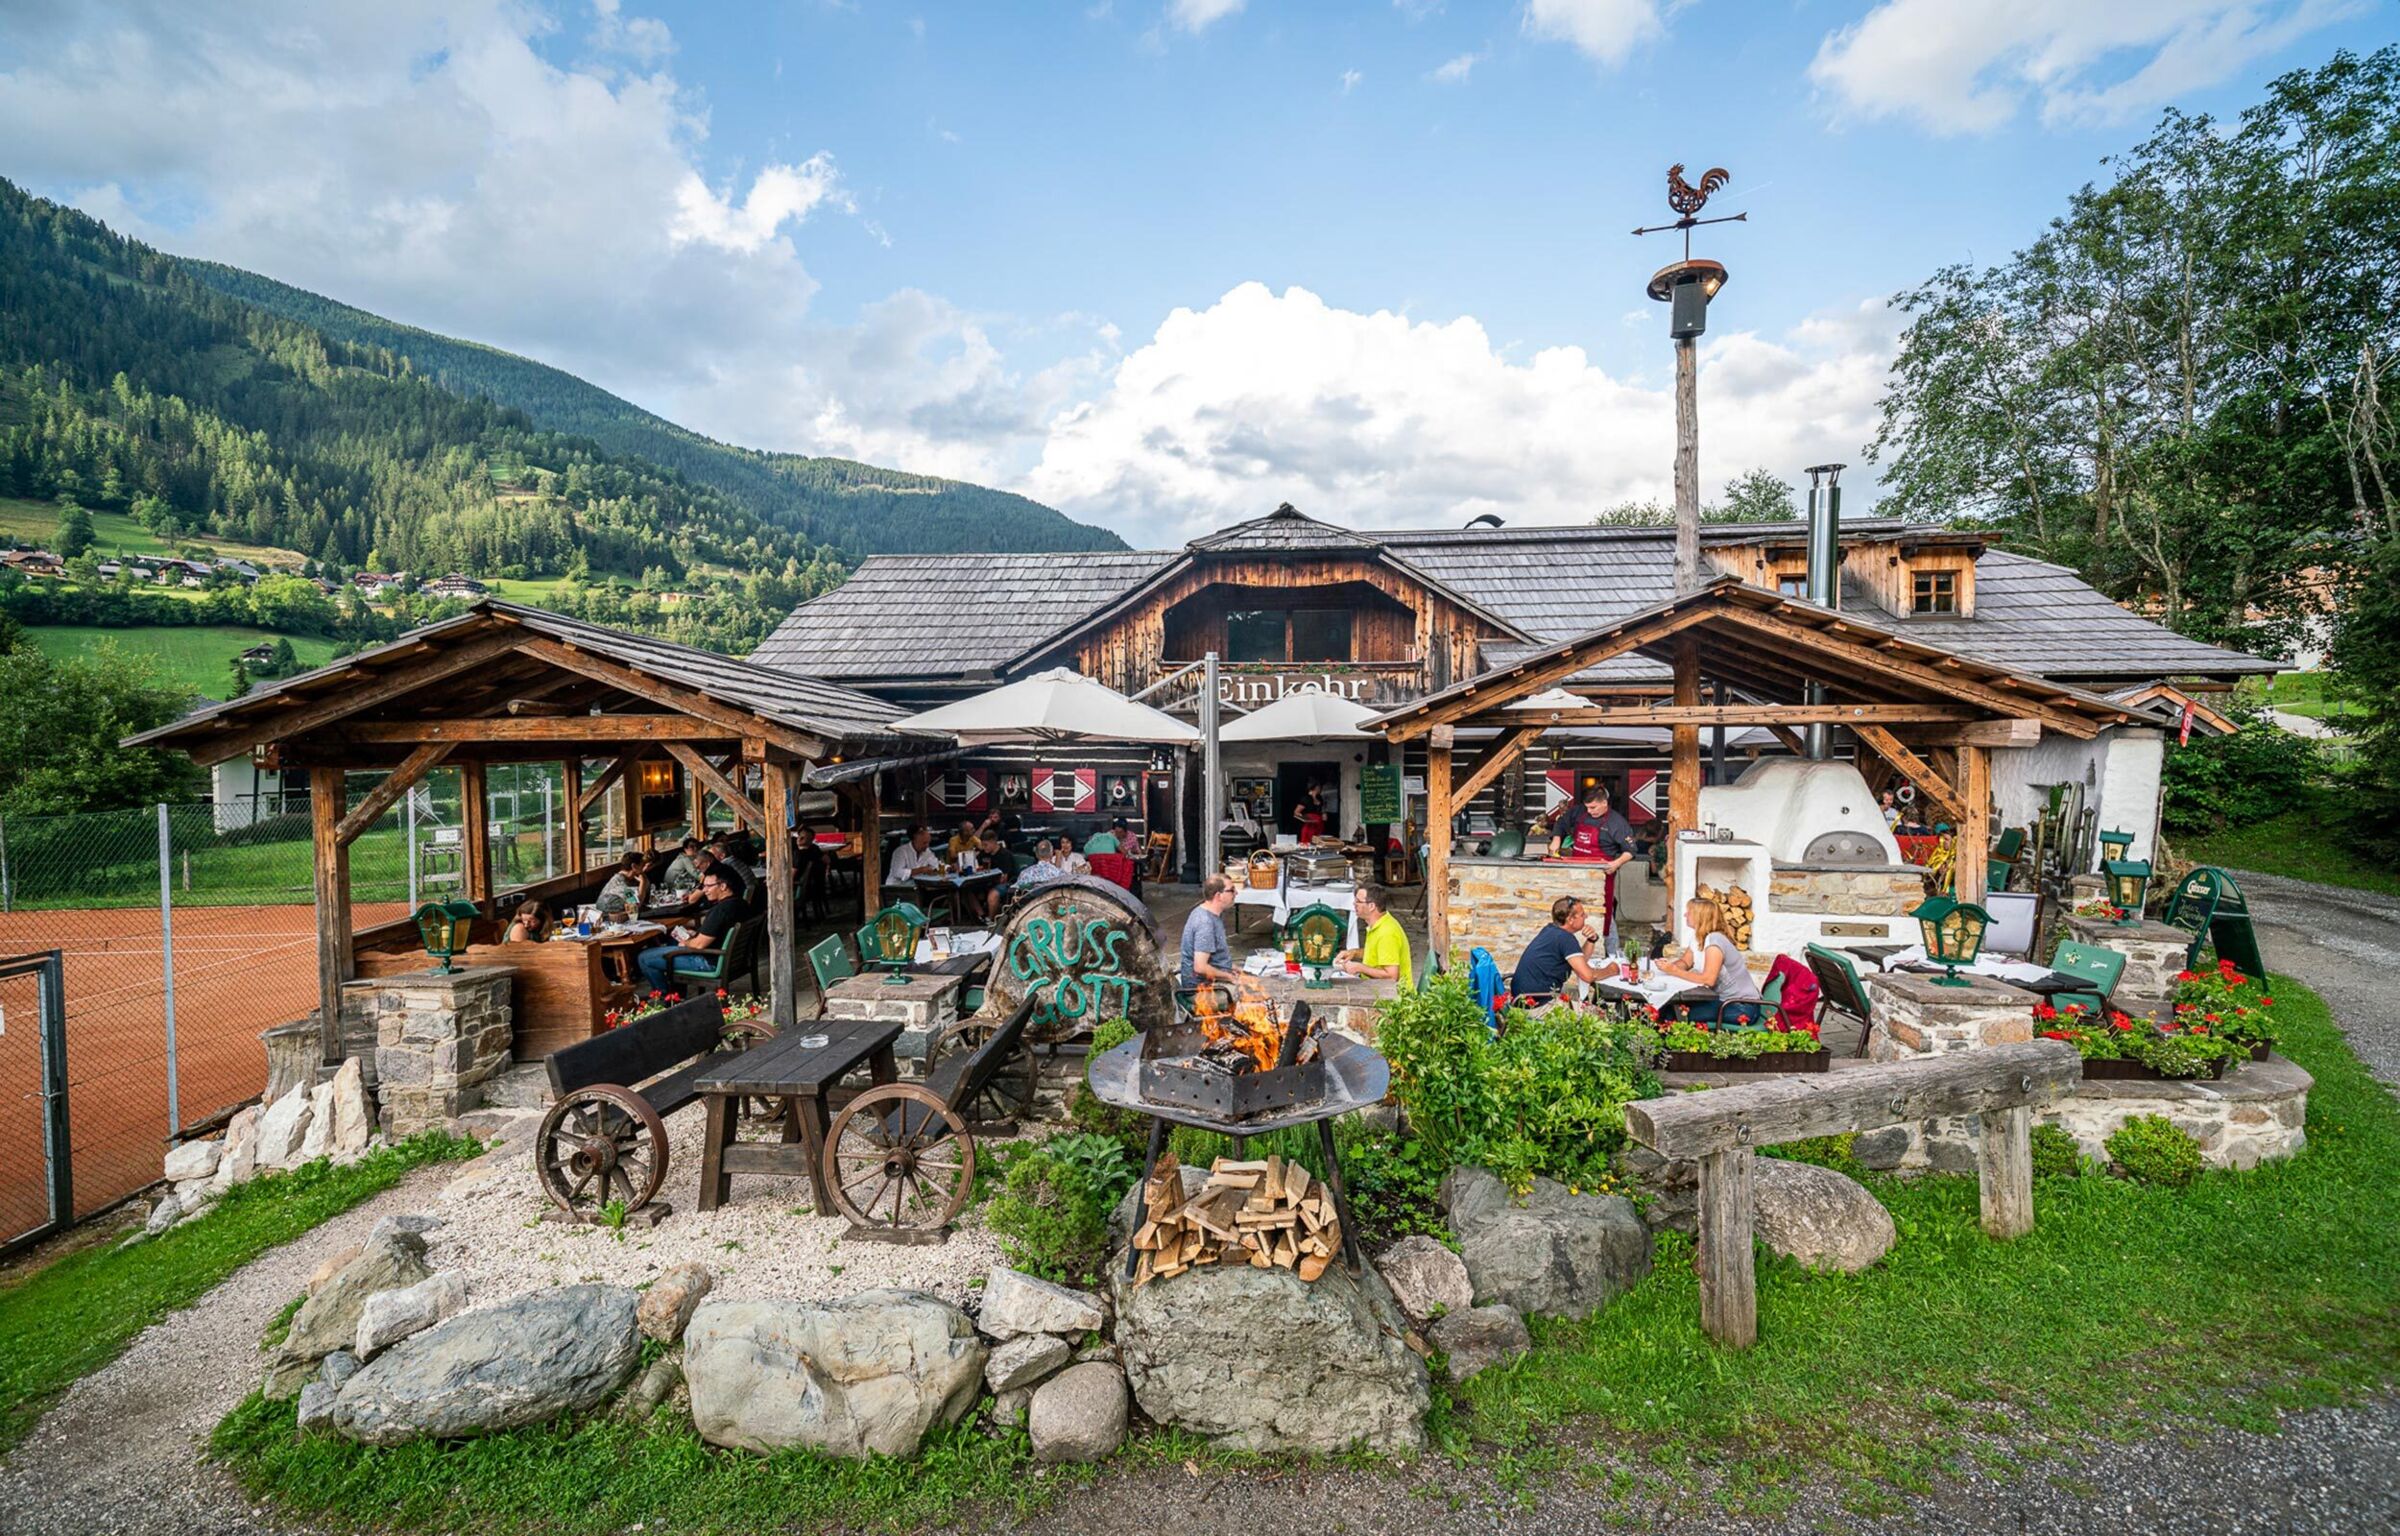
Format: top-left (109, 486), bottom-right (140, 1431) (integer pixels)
top-left (1622, 1040), bottom-right (2080, 1348)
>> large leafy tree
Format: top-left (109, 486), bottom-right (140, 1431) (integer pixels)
top-left (0, 639), bottom-right (203, 816)
top-left (1870, 48), bottom-right (2400, 656)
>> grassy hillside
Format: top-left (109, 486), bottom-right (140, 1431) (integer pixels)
top-left (0, 497), bottom-right (299, 569)
top-left (19, 624), bottom-right (337, 699)
top-left (183, 262), bottom-right (1124, 557)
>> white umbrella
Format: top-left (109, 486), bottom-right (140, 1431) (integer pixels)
top-left (894, 667), bottom-right (1200, 746)
top-left (1508, 686), bottom-right (1589, 711)
top-left (1218, 690), bottom-right (1379, 743)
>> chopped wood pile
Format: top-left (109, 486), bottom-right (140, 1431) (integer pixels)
top-left (1696, 881), bottom-right (1755, 950)
top-left (1130, 1152), bottom-right (1343, 1286)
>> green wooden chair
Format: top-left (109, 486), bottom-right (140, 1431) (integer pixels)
top-left (857, 902), bottom-right (929, 983)
top-left (1987, 826), bottom-right (2026, 892)
top-left (2046, 939), bottom-right (2126, 1016)
top-left (1804, 943), bottom-right (1878, 1058)
top-left (1284, 901), bottom-right (1348, 988)
top-left (807, 932), bottom-right (856, 1016)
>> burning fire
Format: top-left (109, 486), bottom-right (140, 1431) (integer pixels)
top-left (1192, 979), bottom-right (1286, 1073)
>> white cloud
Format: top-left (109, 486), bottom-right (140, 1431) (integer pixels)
top-left (1023, 283), bottom-right (1899, 544)
top-left (1429, 50), bottom-right (1484, 84)
top-left (671, 155), bottom-right (850, 253)
top-left (1809, 0), bottom-right (2361, 134)
top-left (590, 0), bottom-right (672, 62)
top-left (1520, 0), bottom-right (1667, 68)
top-left (1167, 0), bottom-right (1246, 34)
top-left (1341, 67), bottom-right (1363, 94)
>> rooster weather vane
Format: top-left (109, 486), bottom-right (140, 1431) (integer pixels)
top-left (1633, 163), bottom-right (1746, 261)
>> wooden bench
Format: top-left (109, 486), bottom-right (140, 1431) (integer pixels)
top-left (1622, 1040), bottom-right (2080, 1348)
top-left (532, 994), bottom-right (771, 1218)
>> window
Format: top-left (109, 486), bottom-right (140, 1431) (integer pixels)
top-left (1225, 609), bottom-right (1285, 663)
top-left (1289, 609), bottom-right (1353, 662)
top-left (1912, 569), bottom-right (1958, 615)
top-left (1776, 574), bottom-right (1809, 598)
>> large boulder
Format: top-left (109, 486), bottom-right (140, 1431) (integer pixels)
top-left (356, 1270), bottom-right (468, 1359)
top-left (1752, 1157), bottom-right (1895, 1275)
top-left (1428, 1304), bottom-right (1530, 1382)
top-left (265, 1230), bottom-right (432, 1397)
top-left (163, 1138), bottom-right (220, 1183)
top-left (1029, 1361), bottom-right (1128, 1464)
top-left (1110, 1257), bottom-right (1428, 1455)
top-left (209, 1106), bottom-right (260, 1196)
top-left (1374, 1236), bottom-right (1473, 1325)
top-left (328, 1055), bottom-right (375, 1156)
top-left (328, 1285), bottom-right (641, 1445)
top-left (296, 1078), bottom-right (337, 1162)
top-left (254, 1086), bottom-right (314, 1169)
top-left (1439, 1167), bottom-right (1652, 1321)
top-left (683, 1291), bottom-right (986, 1460)
top-left (978, 1265), bottom-right (1107, 1340)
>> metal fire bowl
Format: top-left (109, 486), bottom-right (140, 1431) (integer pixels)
top-left (1088, 1030), bottom-right (1390, 1135)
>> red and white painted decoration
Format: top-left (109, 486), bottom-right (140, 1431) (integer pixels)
top-left (926, 769), bottom-right (989, 815)
top-left (1034, 767), bottom-right (1097, 813)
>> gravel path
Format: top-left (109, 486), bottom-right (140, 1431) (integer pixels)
top-left (2225, 870), bottom-right (2400, 1088)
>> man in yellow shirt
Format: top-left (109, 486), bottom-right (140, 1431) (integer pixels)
top-left (1337, 885), bottom-right (1413, 990)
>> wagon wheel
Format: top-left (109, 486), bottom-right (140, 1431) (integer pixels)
top-left (536, 1085), bottom-right (668, 1218)
top-left (822, 1084), bottom-right (975, 1232)
top-left (930, 1017), bottom-right (1037, 1131)
top-left (719, 1018), bottom-right (785, 1124)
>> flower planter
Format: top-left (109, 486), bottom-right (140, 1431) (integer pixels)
top-left (2077, 1054), bottom-right (2231, 1083)
top-left (1659, 1048), bottom-right (1831, 1075)
top-left (2249, 1040), bottom-right (2273, 1062)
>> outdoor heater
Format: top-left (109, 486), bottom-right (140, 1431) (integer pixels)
top-left (2103, 859), bottom-right (2153, 924)
top-left (412, 899), bottom-right (481, 973)
top-left (1910, 893), bottom-right (1990, 987)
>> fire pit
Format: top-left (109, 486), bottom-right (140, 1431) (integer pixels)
top-left (1089, 981), bottom-right (1389, 1280)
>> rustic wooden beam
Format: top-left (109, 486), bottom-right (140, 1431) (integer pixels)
top-left (332, 741), bottom-right (452, 848)
top-left (1696, 1148), bottom-right (1757, 1349)
top-left (665, 743), bottom-right (766, 832)
top-left (1424, 726), bottom-right (1454, 959)
top-left (1950, 718), bottom-right (2042, 749)
top-left (1851, 725), bottom-right (1965, 825)
top-left (1955, 743), bottom-right (1991, 899)
top-left (335, 716), bottom-right (741, 744)
top-left (1379, 606), bottom-right (1712, 741)
top-left (1977, 1105), bottom-right (2034, 1239)
top-left (1452, 725), bottom-right (1544, 807)
top-left (562, 758), bottom-right (586, 877)
top-left (578, 755), bottom-right (630, 817)
top-left (1669, 638), bottom-right (1701, 904)
top-left (1764, 724), bottom-right (1809, 757)
top-left (1456, 703), bottom-right (1981, 730)
top-left (763, 761), bottom-right (798, 1033)
top-left (309, 765), bottom-right (353, 1066)
top-left (514, 637), bottom-right (827, 759)
top-left (460, 759), bottom-right (492, 907)
top-left (1711, 608), bottom-right (2104, 738)
top-left (187, 627), bottom-right (528, 765)
top-left (860, 772), bottom-right (883, 923)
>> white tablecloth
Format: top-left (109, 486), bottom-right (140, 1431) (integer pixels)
top-left (1874, 945), bottom-right (2053, 984)
top-left (1595, 969), bottom-right (1707, 1012)
top-left (1233, 881), bottom-right (1362, 946)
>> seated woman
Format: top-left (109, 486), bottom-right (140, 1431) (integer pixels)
top-left (503, 898), bottom-right (552, 944)
top-left (596, 852), bottom-right (648, 919)
top-left (1651, 895), bottom-right (1765, 1025)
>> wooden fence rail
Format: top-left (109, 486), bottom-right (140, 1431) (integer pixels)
top-left (1623, 1040), bottom-right (2081, 1348)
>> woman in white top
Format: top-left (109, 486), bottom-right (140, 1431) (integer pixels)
top-left (1652, 895), bottom-right (1766, 1026)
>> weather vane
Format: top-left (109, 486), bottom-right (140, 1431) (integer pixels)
top-left (1632, 164), bottom-right (1746, 262)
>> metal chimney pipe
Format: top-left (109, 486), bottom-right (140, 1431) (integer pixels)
top-left (1801, 463), bottom-right (1846, 759)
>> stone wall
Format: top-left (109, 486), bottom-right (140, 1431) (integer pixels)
top-left (1768, 864), bottom-right (1928, 921)
top-left (349, 967), bottom-right (514, 1138)
top-left (1864, 970), bottom-right (2034, 1060)
top-left (2062, 915), bottom-right (2191, 1020)
top-left (1446, 857), bottom-right (1614, 962)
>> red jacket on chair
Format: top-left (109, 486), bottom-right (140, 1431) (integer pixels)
top-left (1767, 953), bottom-right (1821, 1036)
top-left (1087, 851), bottom-right (1137, 890)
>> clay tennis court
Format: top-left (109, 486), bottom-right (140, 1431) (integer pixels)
top-left (0, 901), bottom-right (402, 1241)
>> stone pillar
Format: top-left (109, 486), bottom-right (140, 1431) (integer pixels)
top-left (1853, 970), bottom-right (2035, 1174)
top-left (351, 966), bottom-right (516, 1137)
top-left (2061, 916), bottom-right (2191, 1020)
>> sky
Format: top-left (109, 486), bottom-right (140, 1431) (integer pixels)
top-left (1, 0), bottom-right (2393, 548)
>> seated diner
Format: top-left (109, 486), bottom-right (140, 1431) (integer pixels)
top-left (886, 822), bottom-right (942, 887)
top-left (637, 868), bottom-right (741, 991)
top-left (504, 898), bottom-right (551, 944)
top-left (1651, 895), bottom-right (1765, 1025)
top-left (1335, 883), bottom-right (1412, 989)
top-left (1510, 895), bottom-right (1609, 1004)
top-left (596, 851), bottom-right (648, 918)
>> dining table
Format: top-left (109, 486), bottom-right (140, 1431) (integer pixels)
top-left (909, 868), bottom-right (1004, 926)
top-left (1846, 943), bottom-right (2088, 998)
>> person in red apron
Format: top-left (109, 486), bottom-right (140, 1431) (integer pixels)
top-left (1548, 783), bottom-right (1638, 952)
top-left (1289, 783), bottom-right (1330, 845)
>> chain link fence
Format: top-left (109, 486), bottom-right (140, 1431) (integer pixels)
top-left (0, 765), bottom-right (622, 1233)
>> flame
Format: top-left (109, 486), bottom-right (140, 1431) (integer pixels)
top-left (1193, 978), bottom-right (1284, 1072)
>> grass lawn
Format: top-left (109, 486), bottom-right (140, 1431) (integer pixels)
top-left (2178, 790), bottom-right (2400, 899)
top-left (2247, 671), bottom-right (2368, 728)
top-left (0, 497), bottom-right (302, 571)
top-left (0, 1133), bottom-right (479, 1455)
top-left (21, 624), bottom-right (338, 701)
top-left (209, 977), bottom-right (2400, 1531)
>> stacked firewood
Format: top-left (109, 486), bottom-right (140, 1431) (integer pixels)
top-left (1698, 881), bottom-right (1756, 950)
top-left (1129, 1152), bottom-right (1342, 1286)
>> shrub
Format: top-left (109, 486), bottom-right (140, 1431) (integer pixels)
top-left (1064, 1016), bottom-right (1145, 1154)
top-left (2161, 704), bottom-right (2321, 836)
top-left (982, 1133), bottom-right (1138, 1286)
top-left (1377, 969), bottom-right (1658, 1192)
top-left (1764, 1132), bottom-right (1858, 1173)
top-left (2105, 1115), bottom-right (2205, 1188)
top-left (2029, 1122), bottom-right (2084, 1180)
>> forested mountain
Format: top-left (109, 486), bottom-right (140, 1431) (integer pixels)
top-left (182, 260), bottom-right (1120, 557)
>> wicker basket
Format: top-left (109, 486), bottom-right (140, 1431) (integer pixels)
top-left (1247, 851), bottom-right (1282, 890)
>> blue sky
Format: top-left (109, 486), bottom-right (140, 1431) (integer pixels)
top-left (3, 1), bottom-right (2393, 545)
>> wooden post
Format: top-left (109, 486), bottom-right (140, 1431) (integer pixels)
top-left (1669, 635), bottom-right (1702, 908)
top-left (309, 766), bottom-right (354, 1065)
top-left (1424, 725), bottom-right (1454, 960)
top-left (762, 756), bottom-right (798, 1032)
top-left (1673, 335), bottom-right (1701, 595)
top-left (1977, 1105), bottom-right (2034, 1239)
top-left (861, 771), bottom-right (882, 923)
top-left (562, 759), bottom-right (585, 876)
top-left (460, 760), bottom-right (492, 909)
top-left (1954, 743), bottom-right (1990, 898)
top-left (688, 765), bottom-right (708, 840)
top-left (1696, 1146), bottom-right (1757, 1349)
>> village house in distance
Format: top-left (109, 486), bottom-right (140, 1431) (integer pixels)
top-left (753, 502), bottom-right (2273, 891)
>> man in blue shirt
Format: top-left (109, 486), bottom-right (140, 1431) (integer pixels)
top-left (1510, 895), bottom-right (1607, 1002)
top-left (1179, 875), bottom-right (1239, 988)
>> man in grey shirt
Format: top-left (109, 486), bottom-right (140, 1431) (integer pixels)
top-left (1179, 875), bottom-right (1239, 988)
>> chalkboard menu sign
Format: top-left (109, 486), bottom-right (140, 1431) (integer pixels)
top-left (1359, 763), bottom-right (1404, 824)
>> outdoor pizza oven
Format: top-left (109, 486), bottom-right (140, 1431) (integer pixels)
top-left (1698, 758), bottom-right (1903, 867)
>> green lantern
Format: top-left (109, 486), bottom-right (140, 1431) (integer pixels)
top-left (1284, 902), bottom-right (1347, 990)
top-left (1910, 893), bottom-right (1990, 988)
top-left (2097, 829), bottom-right (2134, 864)
top-left (859, 901), bottom-right (929, 985)
top-left (413, 899), bottom-right (482, 973)
top-left (2102, 858), bottom-right (2152, 924)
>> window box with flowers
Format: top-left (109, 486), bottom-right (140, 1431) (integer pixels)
top-left (2030, 1000), bottom-right (2250, 1080)
top-left (1639, 1006), bottom-right (1831, 1074)
top-left (2172, 959), bottom-right (2280, 1061)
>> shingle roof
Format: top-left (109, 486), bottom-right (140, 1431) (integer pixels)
top-left (747, 516), bottom-right (2273, 687)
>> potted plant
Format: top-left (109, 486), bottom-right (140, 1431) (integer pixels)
top-left (2171, 960), bottom-right (2280, 1060)
top-left (2031, 1001), bottom-right (2249, 1081)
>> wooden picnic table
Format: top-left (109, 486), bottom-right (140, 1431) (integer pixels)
top-left (691, 1020), bottom-right (903, 1215)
